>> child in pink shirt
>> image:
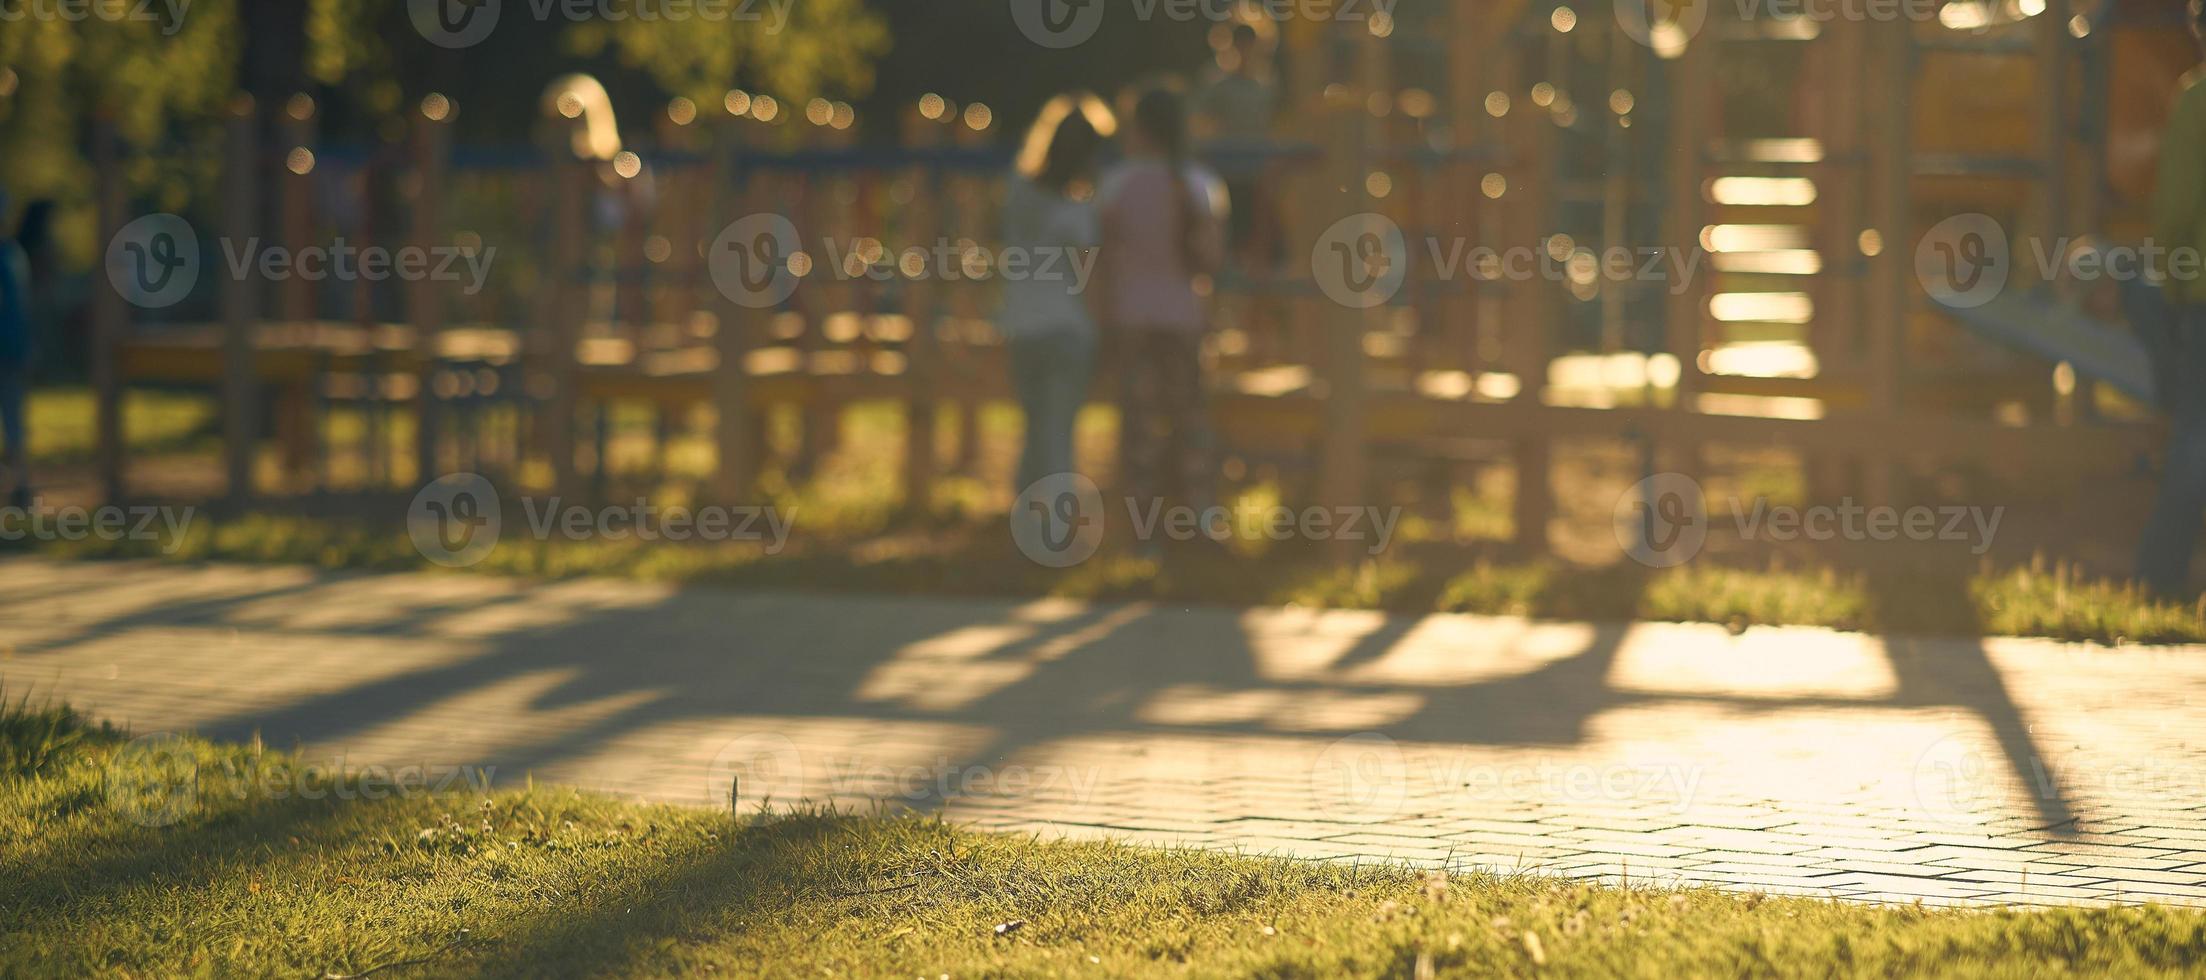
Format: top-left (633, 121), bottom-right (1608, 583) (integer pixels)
top-left (1095, 90), bottom-right (1228, 538)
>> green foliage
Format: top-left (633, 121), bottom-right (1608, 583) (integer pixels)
top-left (0, 0), bottom-right (239, 260)
top-left (0, 692), bottom-right (90, 777)
top-left (564, 0), bottom-right (888, 105)
top-left (1973, 560), bottom-right (2206, 646)
top-left (0, 0), bottom-right (888, 266)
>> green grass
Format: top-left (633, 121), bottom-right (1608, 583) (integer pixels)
top-left (7, 711), bottom-right (2206, 978)
top-left (21, 386), bottom-right (2206, 645)
top-left (27, 387), bottom-right (218, 463)
top-left (36, 510), bottom-right (2206, 645)
top-left (0, 693), bottom-right (101, 778)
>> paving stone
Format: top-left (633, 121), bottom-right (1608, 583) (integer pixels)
top-left (2029, 852), bottom-right (2200, 871)
top-left (1812, 858), bottom-right (1956, 878)
top-left (17, 556), bottom-right (2206, 910)
top-left (1971, 892), bottom-right (2117, 908)
top-left (2056, 867), bottom-right (2206, 886)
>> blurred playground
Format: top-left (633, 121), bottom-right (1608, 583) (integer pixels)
top-left (5, 0), bottom-right (2206, 642)
top-left (29, 7), bottom-right (2206, 971)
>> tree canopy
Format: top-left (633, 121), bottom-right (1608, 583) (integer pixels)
top-left (0, 0), bottom-right (887, 262)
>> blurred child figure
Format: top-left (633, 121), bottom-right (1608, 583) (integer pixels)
top-left (2136, 0), bottom-right (2206, 595)
top-left (0, 192), bottom-right (32, 508)
top-left (1095, 89), bottom-right (1227, 550)
top-left (1194, 22), bottom-right (1280, 271)
top-left (1001, 94), bottom-right (1114, 496)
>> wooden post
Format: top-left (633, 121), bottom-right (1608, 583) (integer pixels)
top-left (274, 95), bottom-right (317, 489)
top-left (1599, 27), bottom-right (1636, 354)
top-left (2034, 0), bottom-right (2070, 289)
top-left (789, 110), bottom-right (836, 480)
top-left (537, 157), bottom-right (588, 497)
top-left (1443, 0), bottom-right (1488, 378)
top-left (1501, 25), bottom-right (1557, 554)
top-left (410, 94), bottom-right (454, 485)
top-left (652, 98), bottom-right (704, 476)
top-left (1278, 9), bottom-right (1329, 375)
top-left (1457, 0), bottom-right (1505, 380)
top-left (2034, 0), bottom-right (2082, 426)
top-left (1652, 7), bottom-right (1716, 518)
top-left (1813, 17), bottom-right (1865, 378)
top-left (1863, 15), bottom-right (1913, 503)
top-left (1808, 16), bottom-right (1866, 504)
top-left (1661, 21), bottom-right (1713, 409)
top-left (89, 118), bottom-right (126, 505)
top-left (221, 99), bottom-right (262, 505)
top-left (946, 106), bottom-right (993, 477)
top-left (899, 102), bottom-right (947, 508)
top-left (1317, 21), bottom-right (1380, 561)
top-left (708, 97), bottom-right (762, 503)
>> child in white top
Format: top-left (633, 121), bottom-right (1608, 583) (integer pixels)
top-left (999, 94), bottom-right (1115, 498)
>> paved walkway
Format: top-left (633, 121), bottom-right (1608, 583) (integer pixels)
top-left (11, 557), bottom-right (2206, 907)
